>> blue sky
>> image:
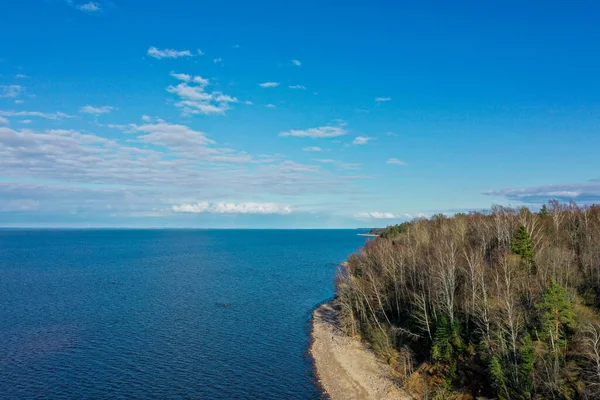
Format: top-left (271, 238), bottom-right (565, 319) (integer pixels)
top-left (1, 0), bottom-right (599, 227)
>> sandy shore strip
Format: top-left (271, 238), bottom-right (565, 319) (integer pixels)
top-left (310, 301), bottom-right (411, 400)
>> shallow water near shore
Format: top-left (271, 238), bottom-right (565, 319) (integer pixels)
top-left (0, 229), bottom-right (367, 399)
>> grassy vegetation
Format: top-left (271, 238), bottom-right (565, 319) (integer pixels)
top-left (337, 201), bottom-right (600, 399)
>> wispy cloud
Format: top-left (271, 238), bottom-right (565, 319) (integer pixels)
top-left (15, 74), bottom-right (30, 79)
top-left (259, 82), bottom-right (280, 88)
top-left (386, 158), bottom-right (406, 166)
top-left (317, 159), bottom-right (361, 170)
top-left (353, 136), bottom-right (373, 145)
top-left (291, 59), bottom-right (302, 66)
top-left (77, 2), bottom-right (101, 12)
top-left (266, 104), bottom-right (277, 109)
top-left (147, 46), bottom-right (193, 59)
top-left (375, 97), bottom-right (392, 102)
top-left (302, 147), bottom-right (323, 152)
top-left (172, 201), bottom-right (292, 214)
top-left (213, 58), bottom-right (223, 64)
top-left (197, 49), bottom-right (204, 56)
top-left (289, 85), bottom-right (306, 90)
top-left (0, 85), bottom-right (23, 98)
top-left (279, 125), bottom-right (347, 138)
top-left (79, 105), bottom-right (114, 115)
top-left (170, 72), bottom-right (192, 82)
top-left (354, 212), bottom-right (399, 219)
top-left (0, 116), bottom-right (8, 125)
top-left (0, 110), bottom-right (74, 120)
top-left (483, 179), bottom-right (600, 203)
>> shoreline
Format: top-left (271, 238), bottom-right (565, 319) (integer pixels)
top-left (357, 233), bottom-right (379, 237)
top-left (309, 300), bottom-right (411, 400)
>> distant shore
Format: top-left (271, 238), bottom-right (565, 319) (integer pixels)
top-left (357, 233), bottom-right (379, 237)
top-left (310, 300), bottom-right (410, 400)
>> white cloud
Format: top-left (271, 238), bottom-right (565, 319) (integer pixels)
top-left (15, 74), bottom-right (30, 79)
top-left (0, 110), bottom-right (73, 120)
top-left (289, 85), bottom-right (306, 90)
top-left (482, 180), bottom-right (600, 203)
top-left (170, 72), bottom-right (191, 82)
top-left (177, 101), bottom-right (228, 115)
top-left (353, 136), bottom-right (373, 145)
top-left (79, 105), bottom-right (114, 115)
top-left (147, 46), bottom-right (193, 59)
top-left (213, 58), bottom-right (222, 64)
top-left (317, 159), bottom-right (361, 170)
top-left (259, 82), bottom-right (280, 88)
top-left (192, 76), bottom-right (209, 85)
top-left (167, 83), bottom-right (212, 101)
top-left (244, 100), bottom-right (253, 105)
top-left (20, 120), bottom-right (32, 124)
top-left (266, 104), bottom-right (276, 109)
top-left (172, 201), bottom-right (292, 214)
top-left (131, 123), bottom-right (215, 147)
top-left (0, 116), bottom-right (8, 125)
top-left (0, 85), bottom-right (23, 98)
top-left (279, 125), bottom-right (347, 138)
top-left (302, 147), bottom-right (323, 152)
top-left (214, 94), bottom-right (238, 103)
top-left (291, 59), bottom-right (302, 66)
top-left (197, 49), bottom-right (204, 56)
top-left (77, 2), bottom-right (100, 12)
top-left (141, 115), bottom-right (152, 122)
top-left (14, 100), bottom-right (24, 104)
top-left (354, 212), bottom-right (399, 219)
top-left (375, 97), bottom-right (392, 102)
top-left (386, 158), bottom-right (407, 166)
top-left (166, 73), bottom-right (234, 115)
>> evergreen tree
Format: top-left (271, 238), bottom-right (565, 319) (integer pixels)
top-left (536, 280), bottom-right (576, 350)
top-left (519, 334), bottom-right (535, 398)
top-left (538, 204), bottom-right (550, 217)
top-left (490, 356), bottom-right (510, 400)
top-left (511, 225), bottom-right (536, 267)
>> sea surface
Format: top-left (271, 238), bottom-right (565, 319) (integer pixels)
top-left (0, 229), bottom-right (367, 399)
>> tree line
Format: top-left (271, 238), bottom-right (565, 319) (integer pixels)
top-left (337, 201), bottom-right (600, 399)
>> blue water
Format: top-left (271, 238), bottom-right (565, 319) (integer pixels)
top-left (0, 229), bottom-right (366, 399)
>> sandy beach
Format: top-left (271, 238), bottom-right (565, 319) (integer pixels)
top-left (310, 301), bottom-right (411, 400)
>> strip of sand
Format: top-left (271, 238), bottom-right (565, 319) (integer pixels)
top-left (310, 301), bottom-right (411, 400)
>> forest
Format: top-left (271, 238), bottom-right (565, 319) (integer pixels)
top-left (337, 201), bottom-right (600, 399)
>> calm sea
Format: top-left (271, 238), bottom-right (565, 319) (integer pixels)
top-left (0, 229), bottom-right (367, 399)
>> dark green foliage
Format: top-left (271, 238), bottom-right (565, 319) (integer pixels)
top-left (538, 204), bottom-right (550, 217)
top-left (379, 222), bottom-right (411, 239)
top-left (519, 334), bottom-right (535, 398)
top-left (432, 316), bottom-right (453, 363)
top-left (489, 356), bottom-right (509, 400)
top-left (511, 225), bottom-right (535, 264)
top-left (536, 280), bottom-right (576, 349)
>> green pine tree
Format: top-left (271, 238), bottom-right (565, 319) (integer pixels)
top-left (519, 334), bottom-right (535, 398)
top-left (432, 316), bottom-right (452, 362)
top-left (490, 356), bottom-right (510, 400)
top-left (538, 204), bottom-right (550, 217)
top-left (511, 225), bottom-right (536, 269)
top-left (535, 280), bottom-right (576, 350)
